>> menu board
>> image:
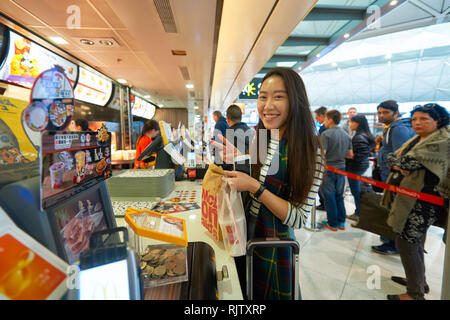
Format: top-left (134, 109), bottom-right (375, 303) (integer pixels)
top-left (131, 95), bottom-right (156, 119)
top-left (0, 30), bottom-right (77, 88)
top-left (40, 127), bottom-right (112, 210)
top-left (74, 67), bottom-right (112, 106)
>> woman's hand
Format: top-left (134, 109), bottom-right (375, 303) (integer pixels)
top-left (223, 170), bottom-right (260, 193)
top-left (210, 134), bottom-right (243, 164)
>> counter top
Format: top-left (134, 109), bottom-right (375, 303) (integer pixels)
top-left (114, 180), bottom-right (243, 300)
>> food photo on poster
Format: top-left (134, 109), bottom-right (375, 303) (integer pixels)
top-left (40, 126), bottom-right (112, 210)
top-left (52, 189), bottom-right (108, 265)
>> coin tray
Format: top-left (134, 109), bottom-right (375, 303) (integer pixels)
top-left (139, 243), bottom-right (188, 288)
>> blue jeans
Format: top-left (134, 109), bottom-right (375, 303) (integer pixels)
top-left (347, 167), bottom-right (367, 216)
top-left (321, 171), bottom-right (347, 228)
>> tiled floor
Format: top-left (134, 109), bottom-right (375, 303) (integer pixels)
top-left (294, 195), bottom-right (447, 300)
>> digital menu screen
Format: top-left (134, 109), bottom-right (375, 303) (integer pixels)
top-left (74, 67), bottom-right (113, 106)
top-left (131, 95), bottom-right (156, 119)
top-left (0, 30), bottom-right (78, 88)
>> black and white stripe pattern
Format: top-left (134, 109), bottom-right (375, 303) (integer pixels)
top-left (250, 140), bottom-right (324, 229)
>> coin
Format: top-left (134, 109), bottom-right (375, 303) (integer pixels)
top-left (154, 265), bottom-right (167, 277)
top-left (173, 264), bottom-right (186, 275)
top-left (144, 265), bottom-right (154, 275)
top-left (142, 253), bottom-right (153, 261)
top-left (165, 261), bottom-right (176, 270)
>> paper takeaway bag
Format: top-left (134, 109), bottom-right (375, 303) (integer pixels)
top-left (201, 163), bottom-right (225, 242)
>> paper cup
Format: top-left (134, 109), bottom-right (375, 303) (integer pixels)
top-left (49, 161), bottom-right (65, 189)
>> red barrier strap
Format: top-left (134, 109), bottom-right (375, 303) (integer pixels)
top-left (325, 166), bottom-right (445, 206)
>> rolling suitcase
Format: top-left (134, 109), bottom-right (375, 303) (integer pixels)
top-left (246, 237), bottom-right (300, 300)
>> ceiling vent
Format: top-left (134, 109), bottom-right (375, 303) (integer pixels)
top-left (172, 50), bottom-right (186, 56)
top-left (179, 66), bottom-right (191, 81)
top-left (154, 0), bottom-right (178, 33)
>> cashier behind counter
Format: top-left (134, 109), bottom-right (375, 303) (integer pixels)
top-left (134, 120), bottom-right (160, 169)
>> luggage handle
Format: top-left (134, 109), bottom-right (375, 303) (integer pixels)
top-left (246, 237), bottom-right (300, 300)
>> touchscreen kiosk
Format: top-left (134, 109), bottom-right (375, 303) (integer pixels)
top-left (0, 177), bottom-right (116, 264)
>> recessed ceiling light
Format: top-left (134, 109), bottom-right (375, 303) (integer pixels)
top-left (80, 39), bottom-right (95, 45)
top-left (117, 78), bottom-right (127, 84)
top-left (344, 33), bottom-right (350, 38)
top-left (99, 39), bottom-right (114, 46)
top-left (390, 0), bottom-right (398, 6)
top-left (298, 66), bottom-right (302, 70)
top-left (158, 104), bottom-right (164, 108)
top-left (316, 53), bottom-right (321, 58)
top-left (144, 95), bottom-right (151, 99)
top-left (49, 36), bottom-right (68, 45)
top-left (194, 106), bottom-right (199, 110)
top-left (186, 84), bottom-right (194, 89)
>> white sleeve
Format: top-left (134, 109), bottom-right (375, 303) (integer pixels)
top-left (283, 151), bottom-right (324, 229)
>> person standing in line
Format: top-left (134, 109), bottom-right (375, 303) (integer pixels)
top-left (372, 100), bottom-right (416, 255)
top-left (225, 104), bottom-right (254, 155)
top-left (212, 110), bottom-right (229, 136)
top-left (319, 110), bottom-right (353, 231)
top-left (314, 106), bottom-right (328, 211)
top-left (314, 106), bottom-right (328, 135)
top-left (382, 104), bottom-right (449, 300)
top-left (345, 115), bottom-right (376, 222)
top-left (134, 120), bottom-right (160, 169)
top-left (341, 107), bottom-right (358, 137)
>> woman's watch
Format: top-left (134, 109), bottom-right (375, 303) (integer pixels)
top-left (252, 184), bottom-right (266, 200)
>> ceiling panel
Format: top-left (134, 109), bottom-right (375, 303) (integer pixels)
top-left (13, 0), bottom-right (110, 28)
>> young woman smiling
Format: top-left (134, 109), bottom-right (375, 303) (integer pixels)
top-left (216, 68), bottom-right (324, 299)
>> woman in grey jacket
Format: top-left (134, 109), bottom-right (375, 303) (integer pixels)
top-left (382, 104), bottom-right (449, 300)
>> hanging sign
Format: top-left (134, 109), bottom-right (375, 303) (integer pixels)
top-left (23, 66), bottom-right (75, 133)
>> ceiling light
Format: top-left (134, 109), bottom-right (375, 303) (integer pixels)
top-left (117, 78), bottom-right (127, 84)
top-left (144, 95), bottom-right (151, 99)
top-left (390, 0), bottom-right (398, 5)
top-left (316, 53), bottom-right (321, 58)
top-left (49, 36), bottom-right (68, 45)
top-left (186, 84), bottom-right (194, 89)
top-left (298, 66), bottom-right (302, 70)
top-left (80, 39), bottom-right (95, 45)
top-left (385, 53), bottom-right (392, 59)
top-left (344, 33), bottom-right (350, 38)
top-left (332, 62), bottom-right (337, 67)
top-left (99, 39), bottom-right (114, 46)
top-left (194, 106), bottom-right (199, 110)
top-left (158, 104), bottom-right (164, 108)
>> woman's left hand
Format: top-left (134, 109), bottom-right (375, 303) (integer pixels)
top-left (223, 170), bottom-right (259, 193)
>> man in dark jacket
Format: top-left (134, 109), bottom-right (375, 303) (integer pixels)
top-left (225, 104), bottom-right (254, 155)
top-left (213, 110), bottom-right (229, 136)
top-left (372, 100), bottom-right (416, 255)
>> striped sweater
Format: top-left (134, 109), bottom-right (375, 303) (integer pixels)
top-left (249, 138), bottom-right (324, 229)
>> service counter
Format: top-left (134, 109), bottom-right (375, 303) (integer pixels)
top-left (114, 180), bottom-right (243, 300)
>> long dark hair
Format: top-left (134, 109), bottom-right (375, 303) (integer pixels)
top-left (252, 67), bottom-right (320, 207)
top-left (350, 115), bottom-right (374, 138)
top-left (137, 119), bottom-right (160, 145)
